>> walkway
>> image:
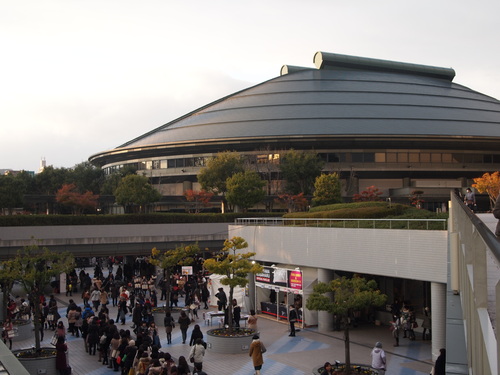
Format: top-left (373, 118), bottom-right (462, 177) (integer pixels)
top-left (10, 277), bottom-right (433, 375)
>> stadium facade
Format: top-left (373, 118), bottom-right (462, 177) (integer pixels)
top-left (89, 52), bottom-right (500, 210)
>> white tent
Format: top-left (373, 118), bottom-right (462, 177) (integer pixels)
top-left (206, 274), bottom-right (248, 312)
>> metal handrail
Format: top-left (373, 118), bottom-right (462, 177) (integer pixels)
top-left (234, 217), bottom-right (447, 230)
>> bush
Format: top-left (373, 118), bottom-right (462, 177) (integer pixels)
top-left (309, 201), bottom-right (390, 213)
top-left (0, 212), bottom-right (282, 227)
top-left (286, 203), bottom-right (447, 220)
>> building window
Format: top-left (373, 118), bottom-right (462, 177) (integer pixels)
top-left (409, 153), bottom-right (419, 163)
top-left (420, 153), bottom-right (431, 163)
top-left (442, 153), bottom-right (452, 163)
top-left (194, 157), bottom-right (205, 167)
top-left (375, 153), bottom-right (386, 162)
top-left (431, 153), bottom-right (441, 163)
top-left (386, 152), bottom-right (397, 163)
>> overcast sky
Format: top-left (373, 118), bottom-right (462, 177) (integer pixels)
top-left (1, 0), bottom-right (500, 172)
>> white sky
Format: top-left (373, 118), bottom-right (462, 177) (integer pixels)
top-left (1, 0), bottom-right (500, 172)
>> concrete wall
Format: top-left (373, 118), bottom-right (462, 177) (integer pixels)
top-left (230, 225), bottom-right (448, 283)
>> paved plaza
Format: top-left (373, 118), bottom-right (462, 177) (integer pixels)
top-left (9, 273), bottom-right (434, 375)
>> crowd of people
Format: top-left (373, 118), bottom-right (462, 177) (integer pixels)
top-left (3, 258), bottom-right (212, 375)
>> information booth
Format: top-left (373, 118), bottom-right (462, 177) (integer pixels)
top-left (254, 266), bottom-right (305, 328)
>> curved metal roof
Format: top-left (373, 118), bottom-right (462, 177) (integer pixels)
top-left (116, 64), bottom-right (500, 152)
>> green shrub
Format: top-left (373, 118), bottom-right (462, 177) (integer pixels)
top-left (0, 212), bottom-right (282, 227)
top-left (309, 201), bottom-right (390, 213)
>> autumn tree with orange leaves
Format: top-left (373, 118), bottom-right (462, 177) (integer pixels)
top-left (473, 171), bottom-right (500, 208)
top-left (275, 192), bottom-right (309, 213)
top-left (183, 189), bottom-right (214, 213)
top-left (56, 183), bottom-right (99, 214)
top-left (352, 185), bottom-right (383, 202)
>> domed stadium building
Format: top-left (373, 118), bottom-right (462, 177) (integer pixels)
top-left (89, 52), bottom-right (500, 211)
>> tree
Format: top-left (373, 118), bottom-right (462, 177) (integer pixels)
top-left (226, 170), bottom-right (266, 212)
top-left (197, 151), bottom-right (244, 211)
top-left (352, 185), bottom-right (383, 202)
top-left (275, 193), bottom-right (309, 213)
top-left (10, 244), bottom-right (74, 353)
top-left (70, 162), bottom-right (104, 194)
top-left (0, 173), bottom-right (27, 214)
top-left (409, 190), bottom-right (424, 209)
top-left (312, 173), bottom-right (342, 207)
top-left (473, 171), bottom-right (500, 209)
top-left (114, 174), bottom-right (161, 213)
top-left (150, 244), bottom-right (200, 309)
top-left (203, 237), bottom-right (263, 332)
top-left (101, 165), bottom-right (138, 195)
top-left (279, 150), bottom-right (324, 195)
top-left (183, 189), bottom-right (214, 213)
top-left (34, 166), bottom-right (70, 195)
top-left (56, 183), bottom-right (99, 214)
top-left (0, 260), bottom-right (16, 321)
top-left (306, 275), bottom-right (387, 374)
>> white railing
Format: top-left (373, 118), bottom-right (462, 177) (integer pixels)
top-left (235, 217), bottom-right (447, 230)
top-left (450, 193), bottom-right (500, 375)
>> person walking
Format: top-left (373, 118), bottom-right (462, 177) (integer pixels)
top-left (188, 338), bottom-right (206, 371)
top-left (178, 310), bottom-right (191, 344)
top-left (55, 336), bottom-right (70, 375)
top-left (390, 315), bottom-right (401, 347)
top-left (432, 348), bottom-right (446, 375)
top-left (2, 318), bottom-right (13, 349)
top-left (164, 311), bottom-right (175, 344)
top-left (464, 187), bottom-right (476, 211)
top-left (288, 305), bottom-right (297, 337)
top-left (370, 341), bottom-right (387, 375)
top-left (189, 324), bottom-right (204, 346)
top-left (249, 334), bottom-right (265, 375)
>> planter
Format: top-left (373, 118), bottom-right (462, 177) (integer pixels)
top-left (13, 347), bottom-right (57, 375)
top-left (312, 363), bottom-right (378, 375)
top-left (12, 319), bottom-right (34, 341)
top-left (206, 328), bottom-right (255, 354)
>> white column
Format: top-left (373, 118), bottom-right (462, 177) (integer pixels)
top-left (317, 268), bottom-right (335, 331)
top-left (431, 282), bottom-right (446, 361)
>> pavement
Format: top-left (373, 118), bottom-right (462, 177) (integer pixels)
top-left (9, 270), bottom-right (434, 375)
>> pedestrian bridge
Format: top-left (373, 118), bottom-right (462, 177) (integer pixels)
top-left (0, 222), bottom-right (228, 259)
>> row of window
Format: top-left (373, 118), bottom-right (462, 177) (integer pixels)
top-left (319, 152), bottom-right (500, 164)
top-left (104, 151), bottom-right (500, 175)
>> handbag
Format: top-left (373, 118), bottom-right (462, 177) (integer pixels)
top-left (7, 329), bottom-right (15, 338)
top-left (260, 342), bottom-right (267, 354)
top-left (50, 334), bottom-right (58, 346)
top-left (47, 314), bottom-right (55, 321)
top-left (116, 355), bottom-right (122, 364)
top-left (190, 346), bottom-right (196, 363)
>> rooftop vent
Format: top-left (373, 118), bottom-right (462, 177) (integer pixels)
top-left (313, 51), bottom-right (455, 81)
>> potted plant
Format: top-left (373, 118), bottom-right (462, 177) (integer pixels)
top-left (306, 275), bottom-right (387, 375)
top-left (203, 236), bottom-right (263, 353)
top-left (8, 243), bottom-right (74, 374)
top-left (149, 243), bottom-right (200, 325)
